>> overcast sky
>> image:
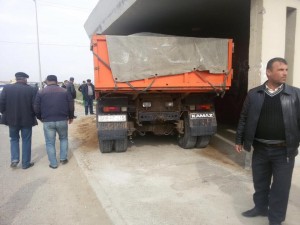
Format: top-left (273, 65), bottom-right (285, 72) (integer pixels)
top-left (0, 0), bottom-right (98, 83)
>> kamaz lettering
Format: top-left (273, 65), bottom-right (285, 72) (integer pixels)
top-left (190, 113), bottom-right (214, 119)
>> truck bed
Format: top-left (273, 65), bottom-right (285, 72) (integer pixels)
top-left (92, 35), bottom-right (233, 93)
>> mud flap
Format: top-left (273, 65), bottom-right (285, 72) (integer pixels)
top-left (189, 112), bottom-right (217, 136)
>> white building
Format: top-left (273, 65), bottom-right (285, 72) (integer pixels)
top-left (249, 0), bottom-right (300, 88)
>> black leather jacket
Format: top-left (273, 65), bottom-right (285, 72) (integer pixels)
top-left (236, 83), bottom-right (300, 158)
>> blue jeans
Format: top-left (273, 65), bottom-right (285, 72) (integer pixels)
top-left (9, 126), bottom-right (32, 168)
top-left (43, 121), bottom-right (68, 167)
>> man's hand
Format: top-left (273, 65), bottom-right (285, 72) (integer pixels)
top-left (69, 119), bottom-right (73, 124)
top-left (235, 144), bottom-right (243, 153)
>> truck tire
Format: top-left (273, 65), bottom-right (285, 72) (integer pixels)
top-left (115, 138), bottom-right (128, 153)
top-left (196, 135), bottom-right (211, 148)
top-left (99, 140), bottom-right (113, 153)
top-left (178, 115), bottom-right (197, 149)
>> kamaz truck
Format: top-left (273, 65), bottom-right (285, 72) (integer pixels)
top-left (89, 34), bottom-right (233, 153)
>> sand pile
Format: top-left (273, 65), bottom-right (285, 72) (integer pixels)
top-left (70, 116), bottom-right (98, 150)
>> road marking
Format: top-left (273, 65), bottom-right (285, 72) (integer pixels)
top-left (214, 133), bottom-right (235, 147)
top-left (226, 129), bottom-right (236, 134)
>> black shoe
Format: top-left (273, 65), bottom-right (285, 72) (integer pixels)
top-left (60, 159), bottom-right (68, 165)
top-left (242, 207), bottom-right (268, 217)
top-left (90, 113), bottom-right (95, 115)
top-left (269, 223), bottom-right (282, 225)
top-left (49, 164), bottom-right (58, 169)
top-left (10, 162), bottom-right (18, 168)
top-left (74, 116), bottom-right (77, 119)
top-left (22, 162), bottom-right (34, 169)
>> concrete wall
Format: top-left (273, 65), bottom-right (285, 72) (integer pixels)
top-left (248, 0), bottom-right (300, 89)
top-left (248, 0), bottom-right (264, 89)
top-left (84, 0), bottom-right (136, 38)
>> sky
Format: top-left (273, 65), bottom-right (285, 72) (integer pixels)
top-left (0, 0), bottom-right (98, 83)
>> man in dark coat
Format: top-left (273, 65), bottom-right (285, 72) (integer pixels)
top-left (78, 80), bottom-right (86, 93)
top-left (34, 75), bottom-right (74, 169)
top-left (0, 72), bottom-right (37, 169)
top-left (78, 80), bottom-right (87, 106)
top-left (66, 77), bottom-right (76, 99)
top-left (235, 58), bottom-right (300, 225)
top-left (66, 77), bottom-right (77, 118)
top-left (61, 80), bottom-right (68, 89)
top-left (82, 79), bottom-right (95, 115)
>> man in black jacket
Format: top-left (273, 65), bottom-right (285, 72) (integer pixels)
top-left (34, 75), bottom-right (74, 169)
top-left (66, 77), bottom-right (76, 99)
top-left (82, 79), bottom-right (95, 115)
top-left (235, 58), bottom-right (300, 225)
top-left (66, 77), bottom-right (77, 118)
top-left (78, 80), bottom-right (87, 106)
top-left (0, 72), bottom-right (37, 169)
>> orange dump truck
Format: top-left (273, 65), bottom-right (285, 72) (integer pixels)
top-left (91, 34), bottom-right (233, 153)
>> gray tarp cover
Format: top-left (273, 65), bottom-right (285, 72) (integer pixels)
top-left (106, 35), bottom-right (229, 82)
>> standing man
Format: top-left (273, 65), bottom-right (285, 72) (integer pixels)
top-left (61, 80), bottom-right (68, 89)
top-left (78, 80), bottom-right (87, 107)
top-left (66, 77), bottom-right (76, 99)
top-left (34, 75), bottom-right (74, 169)
top-left (0, 72), bottom-right (37, 169)
top-left (66, 77), bottom-right (77, 118)
top-left (82, 79), bottom-right (95, 115)
top-left (235, 57), bottom-right (300, 225)
top-left (78, 80), bottom-right (86, 93)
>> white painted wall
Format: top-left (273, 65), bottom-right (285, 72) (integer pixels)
top-left (286, 0), bottom-right (300, 87)
top-left (249, 0), bottom-right (300, 88)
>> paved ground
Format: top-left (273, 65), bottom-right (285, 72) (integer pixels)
top-left (70, 116), bottom-right (300, 225)
top-left (0, 119), bottom-right (112, 225)
top-left (1, 104), bottom-right (300, 225)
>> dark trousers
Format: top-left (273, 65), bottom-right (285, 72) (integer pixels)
top-left (85, 96), bottom-right (94, 115)
top-left (252, 142), bottom-right (294, 223)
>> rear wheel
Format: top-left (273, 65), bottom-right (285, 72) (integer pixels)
top-left (99, 140), bottom-right (113, 153)
top-left (115, 138), bottom-right (128, 153)
top-left (196, 135), bottom-right (211, 148)
top-left (178, 115), bottom-right (197, 149)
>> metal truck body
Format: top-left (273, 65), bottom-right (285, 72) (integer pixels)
top-left (91, 35), bottom-right (233, 153)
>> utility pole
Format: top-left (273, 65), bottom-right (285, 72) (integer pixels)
top-left (33, 0), bottom-right (43, 89)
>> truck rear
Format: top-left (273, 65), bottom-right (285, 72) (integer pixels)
top-left (91, 34), bottom-right (233, 153)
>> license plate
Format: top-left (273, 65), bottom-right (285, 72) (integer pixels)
top-left (98, 114), bottom-right (126, 122)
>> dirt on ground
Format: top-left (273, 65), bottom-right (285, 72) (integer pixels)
top-left (70, 116), bottom-right (98, 150)
top-left (199, 148), bottom-right (240, 168)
